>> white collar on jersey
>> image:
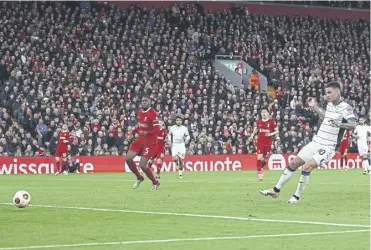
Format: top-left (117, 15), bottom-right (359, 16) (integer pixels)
top-left (142, 107), bottom-right (152, 113)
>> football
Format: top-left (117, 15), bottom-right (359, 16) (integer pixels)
top-left (13, 190), bottom-right (31, 208)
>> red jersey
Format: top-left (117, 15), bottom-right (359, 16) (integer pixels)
top-left (256, 119), bottom-right (277, 146)
top-left (57, 131), bottom-right (70, 152)
top-left (338, 130), bottom-right (351, 153)
top-left (137, 108), bottom-right (160, 145)
top-left (157, 127), bottom-right (168, 147)
top-left (341, 130), bottom-right (351, 143)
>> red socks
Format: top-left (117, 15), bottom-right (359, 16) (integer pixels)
top-left (56, 160), bottom-right (61, 173)
top-left (143, 167), bottom-right (158, 184)
top-left (257, 159), bottom-right (263, 171)
top-left (261, 160), bottom-right (267, 169)
top-left (155, 162), bottom-right (162, 175)
top-left (127, 160), bottom-right (158, 184)
top-left (127, 160), bottom-right (143, 180)
top-left (341, 155), bottom-right (348, 168)
top-left (147, 161), bottom-right (161, 176)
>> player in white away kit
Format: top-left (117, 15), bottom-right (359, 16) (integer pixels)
top-left (169, 116), bottom-right (190, 178)
top-left (260, 82), bottom-right (357, 203)
top-left (353, 117), bottom-right (371, 175)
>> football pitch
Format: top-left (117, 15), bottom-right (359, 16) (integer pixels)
top-left (0, 170), bottom-right (370, 250)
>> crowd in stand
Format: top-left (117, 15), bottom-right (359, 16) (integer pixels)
top-left (0, 1), bottom-right (369, 157)
top-left (275, 1), bottom-right (370, 9)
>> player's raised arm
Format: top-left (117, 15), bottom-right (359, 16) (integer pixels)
top-left (308, 97), bottom-right (326, 118)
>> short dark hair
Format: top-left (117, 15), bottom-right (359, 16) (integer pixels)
top-left (326, 81), bottom-right (342, 90)
top-left (260, 106), bottom-right (269, 112)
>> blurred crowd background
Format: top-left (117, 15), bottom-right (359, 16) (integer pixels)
top-left (0, 1), bottom-right (369, 157)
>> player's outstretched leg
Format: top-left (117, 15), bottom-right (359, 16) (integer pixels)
top-left (288, 172), bottom-right (310, 203)
top-left (287, 159), bottom-right (318, 203)
top-left (126, 150), bottom-right (144, 189)
top-left (139, 156), bottom-right (160, 190)
top-left (260, 156), bottom-right (305, 198)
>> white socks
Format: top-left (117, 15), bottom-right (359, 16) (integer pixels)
top-left (294, 172), bottom-right (310, 198)
top-left (362, 159), bottom-right (370, 172)
top-left (275, 167), bottom-right (295, 190)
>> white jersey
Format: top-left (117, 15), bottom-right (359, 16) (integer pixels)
top-left (312, 101), bottom-right (356, 148)
top-left (168, 125), bottom-right (190, 145)
top-left (354, 125), bottom-right (371, 144)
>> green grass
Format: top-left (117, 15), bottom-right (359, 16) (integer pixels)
top-left (0, 170), bottom-right (370, 250)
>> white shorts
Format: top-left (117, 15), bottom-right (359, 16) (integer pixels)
top-left (297, 141), bottom-right (335, 166)
top-left (357, 142), bottom-right (369, 156)
top-left (171, 144), bottom-right (186, 158)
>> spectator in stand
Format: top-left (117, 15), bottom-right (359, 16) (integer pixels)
top-left (249, 70), bottom-right (260, 89)
top-left (275, 1), bottom-right (370, 9)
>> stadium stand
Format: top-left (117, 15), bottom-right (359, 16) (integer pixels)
top-left (275, 1), bottom-right (370, 9)
top-left (0, 1), bottom-right (369, 156)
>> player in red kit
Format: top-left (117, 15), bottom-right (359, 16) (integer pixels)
top-left (55, 124), bottom-right (70, 175)
top-left (148, 120), bottom-right (167, 180)
top-left (126, 96), bottom-right (161, 190)
top-left (338, 130), bottom-right (351, 171)
top-left (249, 107), bottom-right (279, 181)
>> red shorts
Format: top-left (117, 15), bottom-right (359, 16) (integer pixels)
top-left (338, 141), bottom-right (348, 154)
top-left (129, 140), bottom-right (157, 158)
top-left (55, 147), bottom-right (67, 158)
top-left (153, 144), bottom-right (165, 160)
top-left (256, 142), bottom-right (271, 156)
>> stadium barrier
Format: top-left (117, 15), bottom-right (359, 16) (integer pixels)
top-left (0, 153), bottom-right (364, 174)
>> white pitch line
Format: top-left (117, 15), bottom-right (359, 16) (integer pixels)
top-left (0, 229), bottom-right (369, 250)
top-left (0, 203), bottom-right (369, 228)
top-left (1, 178), bottom-right (369, 186)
